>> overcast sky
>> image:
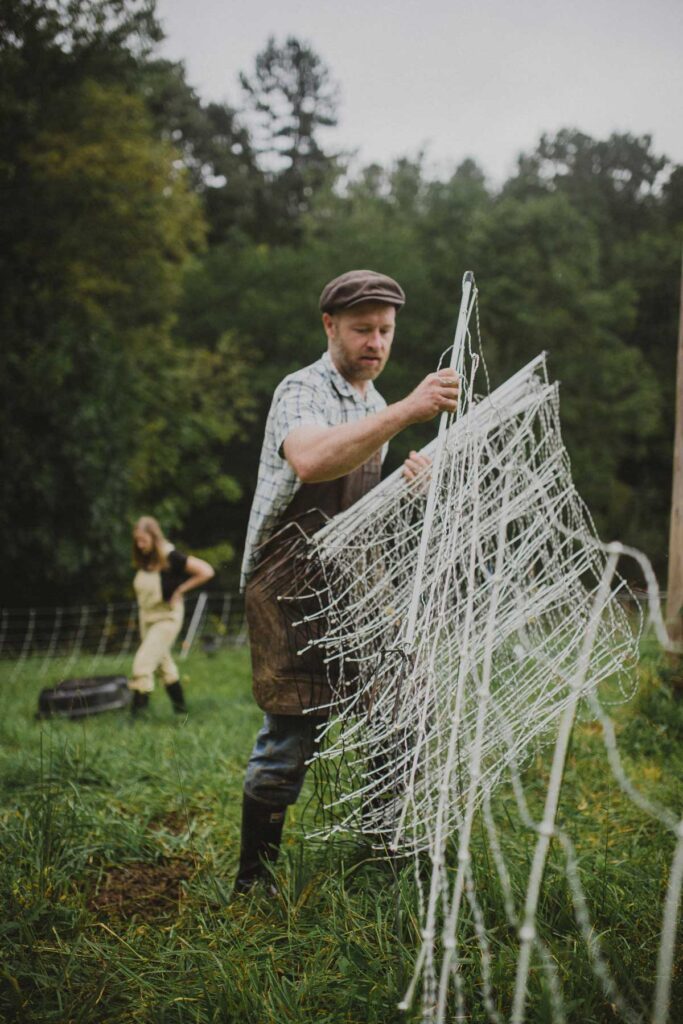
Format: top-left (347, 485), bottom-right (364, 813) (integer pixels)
top-left (156, 0), bottom-right (683, 186)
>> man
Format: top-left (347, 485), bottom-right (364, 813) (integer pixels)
top-left (235, 269), bottom-right (459, 893)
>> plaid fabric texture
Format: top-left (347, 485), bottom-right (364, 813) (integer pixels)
top-left (240, 351), bottom-right (387, 588)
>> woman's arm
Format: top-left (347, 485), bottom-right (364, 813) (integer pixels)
top-left (168, 555), bottom-right (215, 606)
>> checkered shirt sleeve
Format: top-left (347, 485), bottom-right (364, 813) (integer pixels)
top-left (272, 377), bottom-right (329, 453)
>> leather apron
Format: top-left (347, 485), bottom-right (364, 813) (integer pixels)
top-left (245, 452), bottom-right (382, 715)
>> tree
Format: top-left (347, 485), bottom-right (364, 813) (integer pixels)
top-left (130, 329), bottom-right (255, 572)
top-left (0, 1), bottom-right (265, 604)
top-left (141, 57), bottom-right (263, 243)
top-left (239, 36), bottom-right (341, 240)
top-left (0, 74), bottom-right (208, 605)
top-left (505, 130), bottom-right (666, 226)
top-left (467, 192), bottom-right (661, 546)
top-left (501, 130), bottom-right (683, 566)
top-left (0, 2), bottom-right (199, 603)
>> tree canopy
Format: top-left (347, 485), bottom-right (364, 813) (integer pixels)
top-left (2, 0), bottom-right (681, 605)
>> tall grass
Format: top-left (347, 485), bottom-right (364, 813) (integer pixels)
top-left (0, 640), bottom-right (681, 1022)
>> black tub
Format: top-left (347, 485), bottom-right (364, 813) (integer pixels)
top-left (37, 675), bottom-right (131, 719)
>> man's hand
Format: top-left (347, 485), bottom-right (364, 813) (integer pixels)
top-left (403, 449), bottom-right (432, 495)
top-left (401, 369), bottom-right (460, 424)
top-left (402, 449), bottom-right (431, 488)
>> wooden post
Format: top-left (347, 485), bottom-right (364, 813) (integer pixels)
top-left (666, 248), bottom-right (683, 661)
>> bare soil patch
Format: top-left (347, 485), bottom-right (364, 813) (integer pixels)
top-left (89, 858), bottom-right (193, 919)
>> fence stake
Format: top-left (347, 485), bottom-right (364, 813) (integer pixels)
top-left (181, 592), bottom-right (208, 660)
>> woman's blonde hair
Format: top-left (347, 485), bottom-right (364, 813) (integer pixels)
top-left (132, 516), bottom-right (169, 570)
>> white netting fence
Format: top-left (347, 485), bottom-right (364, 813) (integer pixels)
top-left (275, 276), bottom-right (682, 1021)
top-left (0, 591), bottom-right (245, 680)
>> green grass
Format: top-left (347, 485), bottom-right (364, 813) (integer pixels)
top-left (0, 640), bottom-right (681, 1022)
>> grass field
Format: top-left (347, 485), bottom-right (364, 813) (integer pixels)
top-left (0, 639), bottom-right (681, 1023)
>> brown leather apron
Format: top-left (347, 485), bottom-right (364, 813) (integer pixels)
top-left (245, 452), bottom-right (382, 715)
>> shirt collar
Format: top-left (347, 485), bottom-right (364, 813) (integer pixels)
top-left (321, 350), bottom-right (377, 404)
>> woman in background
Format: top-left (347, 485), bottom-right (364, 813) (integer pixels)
top-left (130, 516), bottom-right (214, 715)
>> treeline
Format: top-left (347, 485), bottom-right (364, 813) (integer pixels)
top-left (2, 0), bottom-right (681, 606)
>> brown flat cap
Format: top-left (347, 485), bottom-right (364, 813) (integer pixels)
top-left (319, 269), bottom-right (406, 314)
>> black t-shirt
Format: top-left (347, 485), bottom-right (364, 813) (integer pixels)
top-left (161, 548), bottom-right (189, 602)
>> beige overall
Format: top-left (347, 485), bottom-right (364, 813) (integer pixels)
top-left (130, 555), bottom-right (184, 694)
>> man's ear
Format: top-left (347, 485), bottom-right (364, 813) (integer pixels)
top-left (322, 312), bottom-right (334, 340)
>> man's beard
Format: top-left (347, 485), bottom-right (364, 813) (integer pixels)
top-left (345, 355), bottom-right (385, 383)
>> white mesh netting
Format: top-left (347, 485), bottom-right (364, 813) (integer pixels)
top-left (278, 275), bottom-right (682, 1022)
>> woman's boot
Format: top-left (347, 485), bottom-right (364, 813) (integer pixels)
top-left (165, 680), bottom-right (187, 714)
top-left (130, 690), bottom-right (150, 716)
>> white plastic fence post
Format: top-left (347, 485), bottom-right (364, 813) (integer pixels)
top-left (403, 271), bottom-right (476, 649)
top-left (180, 591), bottom-right (208, 660)
top-left (10, 608), bottom-right (36, 681)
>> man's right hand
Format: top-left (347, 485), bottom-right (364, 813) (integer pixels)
top-left (401, 369), bottom-right (460, 424)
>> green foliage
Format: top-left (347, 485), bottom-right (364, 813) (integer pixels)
top-left (0, 70), bottom-right (206, 604)
top-left (2, 5), bottom-right (681, 602)
top-left (502, 130), bottom-right (682, 560)
top-left (467, 191), bottom-right (661, 538)
top-left (141, 56), bottom-right (264, 243)
top-left (129, 330), bottom-right (255, 553)
top-left (0, 1), bottom-right (251, 604)
top-left (23, 80), bottom-right (203, 318)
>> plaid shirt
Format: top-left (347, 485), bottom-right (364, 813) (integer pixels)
top-left (240, 351), bottom-right (387, 588)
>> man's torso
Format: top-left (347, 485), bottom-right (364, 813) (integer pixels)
top-left (240, 351), bottom-right (387, 587)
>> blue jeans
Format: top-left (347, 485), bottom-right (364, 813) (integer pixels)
top-left (243, 713), bottom-right (326, 806)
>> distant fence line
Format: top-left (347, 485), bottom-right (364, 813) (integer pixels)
top-left (0, 592), bottom-right (245, 676)
top-left (0, 586), bottom-right (660, 679)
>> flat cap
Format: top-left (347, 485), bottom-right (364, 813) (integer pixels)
top-left (319, 269), bottom-right (406, 314)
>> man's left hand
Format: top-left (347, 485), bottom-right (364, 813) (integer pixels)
top-left (402, 450), bottom-right (432, 490)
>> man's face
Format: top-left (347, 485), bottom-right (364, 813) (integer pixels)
top-left (323, 302), bottom-right (396, 390)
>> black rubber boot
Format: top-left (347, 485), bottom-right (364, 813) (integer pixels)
top-left (233, 794), bottom-right (286, 895)
top-left (130, 691), bottom-right (150, 716)
top-left (165, 680), bottom-right (187, 714)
